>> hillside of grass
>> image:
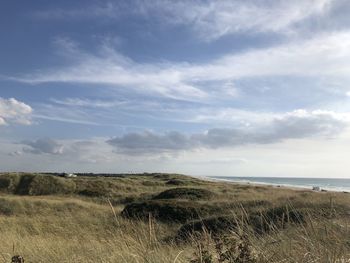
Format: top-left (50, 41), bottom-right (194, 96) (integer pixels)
top-left (0, 172), bottom-right (349, 262)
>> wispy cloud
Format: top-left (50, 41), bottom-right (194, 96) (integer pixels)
top-left (13, 40), bottom-right (207, 101)
top-left (11, 31), bottom-right (350, 102)
top-left (145, 0), bottom-right (332, 41)
top-left (50, 98), bottom-right (128, 108)
top-left (33, 0), bottom-right (333, 41)
top-left (32, 102), bottom-right (101, 126)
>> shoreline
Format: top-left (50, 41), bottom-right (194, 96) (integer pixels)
top-left (201, 175), bottom-right (350, 194)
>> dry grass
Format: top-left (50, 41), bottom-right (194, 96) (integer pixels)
top-left (0, 173), bottom-right (349, 262)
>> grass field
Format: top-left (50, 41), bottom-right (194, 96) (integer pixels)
top-left (0, 173), bottom-right (349, 262)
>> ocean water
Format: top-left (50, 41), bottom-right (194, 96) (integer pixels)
top-left (208, 176), bottom-right (350, 192)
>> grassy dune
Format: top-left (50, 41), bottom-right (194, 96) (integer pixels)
top-left (0, 173), bottom-right (349, 262)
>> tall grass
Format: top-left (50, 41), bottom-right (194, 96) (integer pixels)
top-left (0, 173), bottom-right (348, 262)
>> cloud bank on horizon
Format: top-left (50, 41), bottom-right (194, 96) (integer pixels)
top-left (1, 0), bottom-right (350, 177)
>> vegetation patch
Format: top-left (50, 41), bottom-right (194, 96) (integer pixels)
top-left (153, 187), bottom-right (215, 200)
top-left (177, 215), bottom-right (238, 240)
top-left (248, 206), bottom-right (307, 234)
top-left (0, 173), bottom-right (21, 193)
top-left (0, 198), bottom-right (22, 215)
top-left (165, 179), bottom-right (187, 186)
top-left (76, 179), bottom-right (115, 197)
top-left (122, 200), bottom-right (216, 223)
top-left (0, 173), bottom-right (78, 196)
top-left (27, 175), bottom-right (76, 195)
top-left (177, 206), bottom-right (308, 240)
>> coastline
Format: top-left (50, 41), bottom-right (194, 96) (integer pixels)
top-left (201, 175), bottom-right (350, 193)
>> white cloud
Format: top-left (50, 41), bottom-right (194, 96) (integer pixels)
top-left (22, 138), bottom-right (64, 155)
top-left (107, 131), bottom-right (193, 154)
top-left (19, 137), bottom-right (115, 163)
top-left (2, 135), bottom-right (350, 177)
top-left (0, 98), bottom-right (32, 126)
top-left (8, 150), bottom-right (23, 157)
top-left (107, 109), bottom-right (349, 154)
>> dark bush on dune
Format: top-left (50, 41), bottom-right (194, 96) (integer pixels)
top-left (165, 179), bottom-right (187, 186)
top-left (177, 215), bottom-right (238, 240)
top-left (248, 206), bottom-right (306, 234)
top-left (176, 205), bottom-right (308, 240)
top-left (29, 175), bottom-right (76, 195)
top-left (0, 173), bottom-right (21, 193)
top-left (76, 180), bottom-right (114, 197)
top-left (15, 174), bottom-right (36, 195)
top-left (152, 174), bottom-right (174, 180)
top-left (15, 174), bottom-right (76, 195)
top-left (122, 200), bottom-right (214, 223)
top-left (78, 189), bottom-right (105, 197)
top-left (153, 187), bottom-right (215, 200)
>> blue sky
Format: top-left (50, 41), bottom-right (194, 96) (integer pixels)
top-left (1, 0), bottom-right (350, 177)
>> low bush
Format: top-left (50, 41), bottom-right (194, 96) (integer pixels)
top-left (0, 173), bottom-right (21, 193)
top-left (122, 200), bottom-right (216, 223)
top-left (78, 189), bottom-right (106, 197)
top-left (248, 206), bottom-right (306, 234)
top-left (177, 205), bottom-right (308, 240)
top-left (0, 198), bottom-right (24, 215)
top-left (15, 174), bottom-right (36, 195)
top-left (165, 179), bottom-right (187, 186)
top-left (177, 215), bottom-right (238, 240)
top-left (13, 174), bottom-right (76, 195)
top-left (75, 179), bottom-right (117, 197)
top-left (153, 187), bottom-right (215, 200)
top-left (29, 175), bottom-right (76, 195)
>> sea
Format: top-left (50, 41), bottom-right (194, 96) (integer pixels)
top-left (207, 176), bottom-right (350, 193)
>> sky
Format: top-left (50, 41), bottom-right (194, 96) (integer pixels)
top-left (1, 0), bottom-right (350, 177)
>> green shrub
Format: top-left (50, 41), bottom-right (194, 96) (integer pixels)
top-left (248, 206), bottom-right (306, 234)
top-left (142, 180), bottom-right (163, 186)
top-left (177, 205), bottom-right (308, 240)
top-left (0, 198), bottom-right (24, 215)
top-left (78, 189), bottom-right (106, 197)
top-left (122, 200), bottom-right (216, 223)
top-left (15, 174), bottom-right (36, 195)
top-left (190, 233), bottom-right (259, 263)
top-left (177, 215), bottom-right (238, 240)
top-left (13, 174), bottom-right (76, 195)
top-left (28, 175), bottom-right (76, 195)
top-left (165, 179), bottom-right (187, 186)
top-left (153, 188), bottom-right (215, 200)
top-left (0, 173), bottom-right (21, 193)
top-left (75, 179), bottom-right (116, 197)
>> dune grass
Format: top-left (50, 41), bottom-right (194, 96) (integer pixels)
top-left (0, 173), bottom-right (349, 262)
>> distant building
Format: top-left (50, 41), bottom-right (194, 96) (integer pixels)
top-left (64, 173), bottom-right (77, 178)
